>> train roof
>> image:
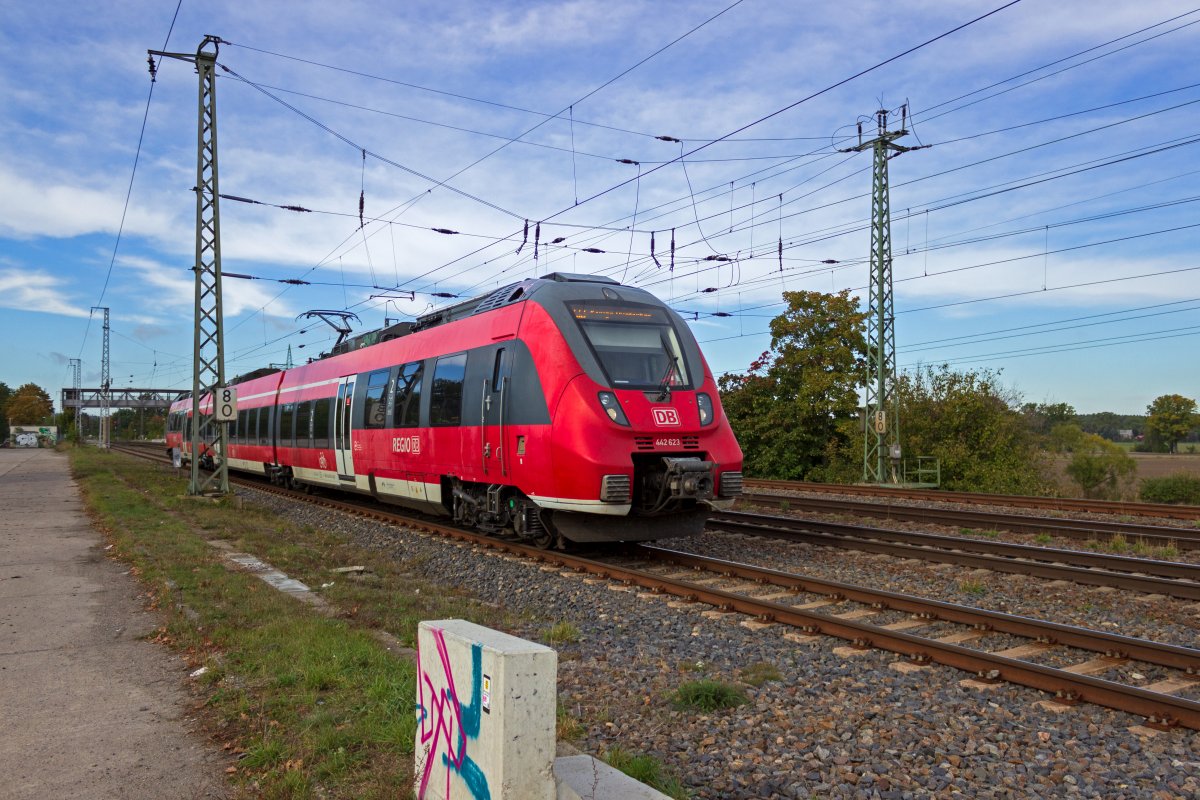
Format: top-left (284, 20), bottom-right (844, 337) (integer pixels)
top-left (324, 272), bottom-right (624, 360)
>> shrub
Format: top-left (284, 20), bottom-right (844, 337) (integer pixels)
top-left (1065, 433), bottom-right (1136, 499)
top-left (1139, 473), bottom-right (1200, 505)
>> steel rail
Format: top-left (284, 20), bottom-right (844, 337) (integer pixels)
top-left (632, 546), bottom-right (1200, 729)
top-left (108, 444), bottom-right (1200, 729)
top-left (744, 478), bottom-right (1200, 521)
top-left (709, 511), bottom-right (1200, 599)
top-left (741, 492), bottom-right (1200, 549)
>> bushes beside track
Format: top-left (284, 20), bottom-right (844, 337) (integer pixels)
top-left (1139, 473), bottom-right (1200, 505)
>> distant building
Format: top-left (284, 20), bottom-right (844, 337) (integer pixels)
top-left (1117, 430), bottom-right (1134, 440)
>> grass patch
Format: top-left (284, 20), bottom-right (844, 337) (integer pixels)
top-left (957, 578), bottom-right (986, 596)
top-left (1033, 533), bottom-right (1053, 545)
top-left (69, 446), bottom-right (516, 798)
top-left (738, 662), bottom-right (782, 687)
top-left (556, 702), bottom-right (584, 742)
top-left (672, 679), bottom-right (748, 712)
top-left (1106, 533), bottom-right (1130, 554)
top-left (542, 620), bottom-right (581, 646)
top-left (1155, 542), bottom-right (1180, 560)
top-left (959, 527), bottom-right (1000, 539)
top-left (603, 746), bottom-right (690, 799)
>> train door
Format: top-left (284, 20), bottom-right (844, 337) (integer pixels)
top-left (481, 346), bottom-right (510, 478)
top-left (334, 376), bottom-right (355, 479)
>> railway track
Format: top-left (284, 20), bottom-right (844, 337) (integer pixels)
top-left (710, 510), bottom-right (1200, 601)
top-left (744, 478), bottom-right (1200, 521)
top-left (740, 492), bottom-right (1200, 550)
top-left (106, 443), bottom-right (1200, 730)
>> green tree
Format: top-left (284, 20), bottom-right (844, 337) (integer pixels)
top-left (0, 381), bottom-right (11, 440)
top-left (1047, 421), bottom-right (1085, 453)
top-left (1145, 394), bottom-right (1197, 454)
top-left (1021, 401), bottom-right (1076, 436)
top-left (894, 365), bottom-right (1048, 494)
top-left (1065, 432), bottom-right (1137, 498)
top-left (6, 383), bottom-right (53, 424)
top-left (718, 289), bottom-right (866, 480)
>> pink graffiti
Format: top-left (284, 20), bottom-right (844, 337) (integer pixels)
top-left (417, 627), bottom-right (466, 799)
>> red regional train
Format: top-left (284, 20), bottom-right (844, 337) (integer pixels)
top-left (167, 272), bottom-right (743, 546)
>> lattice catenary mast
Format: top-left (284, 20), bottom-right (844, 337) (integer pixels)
top-left (841, 107), bottom-right (925, 484)
top-left (149, 36), bottom-right (231, 495)
top-left (68, 357), bottom-right (82, 440)
top-left (90, 307), bottom-right (110, 448)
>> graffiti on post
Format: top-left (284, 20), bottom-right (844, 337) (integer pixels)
top-left (416, 627), bottom-right (491, 800)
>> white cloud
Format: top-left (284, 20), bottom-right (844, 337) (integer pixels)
top-left (0, 268), bottom-right (90, 318)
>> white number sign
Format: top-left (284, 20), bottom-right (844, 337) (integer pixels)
top-left (214, 386), bottom-right (238, 422)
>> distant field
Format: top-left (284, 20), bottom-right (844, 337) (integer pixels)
top-left (1048, 451), bottom-right (1200, 497)
top-left (1127, 452), bottom-right (1200, 480)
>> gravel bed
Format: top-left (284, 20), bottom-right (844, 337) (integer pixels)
top-left (238, 487), bottom-right (1200, 799)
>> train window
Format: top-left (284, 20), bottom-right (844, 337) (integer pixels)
top-left (295, 401), bottom-right (312, 448)
top-left (279, 403), bottom-right (295, 445)
top-left (568, 302), bottom-right (691, 389)
top-left (313, 397), bottom-right (332, 448)
top-left (229, 412), bottom-right (238, 441)
top-left (363, 369), bottom-right (390, 429)
top-left (394, 361), bottom-right (424, 428)
top-left (491, 348), bottom-right (506, 392)
top-left (430, 353), bottom-right (466, 426)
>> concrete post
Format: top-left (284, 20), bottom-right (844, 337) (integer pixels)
top-left (416, 619), bottom-right (557, 800)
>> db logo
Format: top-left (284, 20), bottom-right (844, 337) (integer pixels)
top-left (651, 407), bottom-right (680, 427)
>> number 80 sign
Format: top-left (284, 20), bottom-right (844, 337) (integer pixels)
top-left (214, 386), bottom-right (238, 422)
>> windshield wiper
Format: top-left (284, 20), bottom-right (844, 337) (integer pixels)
top-left (655, 351), bottom-right (679, 401)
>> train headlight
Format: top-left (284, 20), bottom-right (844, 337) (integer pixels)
top-left (697, 392), bottom-right (715, 426)
top-left (597, 392), bottom-right (629, 426)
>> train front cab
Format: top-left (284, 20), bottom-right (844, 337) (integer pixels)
top-left (523, 278), bottom-right (744, 542)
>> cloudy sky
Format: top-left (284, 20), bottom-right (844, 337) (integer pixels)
top-left (2, 0), bottom-right (1197, 414)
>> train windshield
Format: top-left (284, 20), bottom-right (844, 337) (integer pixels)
top-left (569, 302), bottom-right (691, 389)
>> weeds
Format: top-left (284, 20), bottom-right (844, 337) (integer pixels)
top-left (543, 620), bottom-right (581, 646)
top-left (604, 747), bottom-right (690, 799)
top-left (739, 662), bottom-right (783, 687)
top-left (1107, 533), bottom-right (1130, 554)
top-left (1155, 542), bottom-right (1180, 560)
top-left (556, 703), bottom-right (584, 742)
top-left (1033, 533), bottom-right (1053, 546)
top-left (958, 578), bottom-right (986, 596)
top-left (673, 679), bottom-right (748, 712)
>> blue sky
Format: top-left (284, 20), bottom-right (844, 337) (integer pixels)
top-left (1, 0), bottom-right (1197, 415)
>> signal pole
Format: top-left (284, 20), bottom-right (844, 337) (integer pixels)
top-left (149, 35), bottom-right (231, 495)
top-left (90, 307), bottom-right (110, 448)
top-left (841, 107), bottom-right (925, 484)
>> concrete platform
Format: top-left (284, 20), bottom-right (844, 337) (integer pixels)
top-left (0, 448), bottom-right (228, 799)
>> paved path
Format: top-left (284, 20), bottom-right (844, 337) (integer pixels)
top-left (0, 448), bottom-right (228, 799)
